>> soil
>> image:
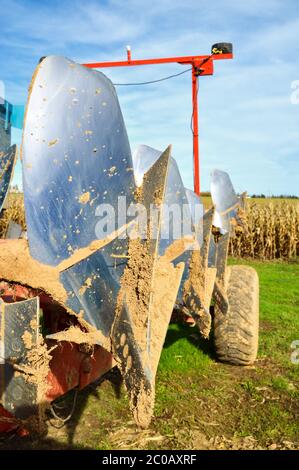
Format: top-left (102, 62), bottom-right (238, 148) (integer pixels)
top-left (25, 340), bottom-right (53, 421)
top-left (163, 236), bottom-right (195, 263)
top-left (0, 240), bottom-right (67, 305)
top-left (0, 228), bottom-right (133, 305)
top-left (116, 238), bottom-right (153, 361)
top-left (78, 191), bottom-right (90, 205)
top-left (16, 335), bottom-right (55, 432)
top-left (182, 250), bottom-right (216, 338)
top-left (204, 267), bottom-right (217, 308)
top-left (47, 325), bottom-right (111, 351)
top-left (22, 330), bottom-right (33, 350)
top-left (114, 236), bottom-right (184, 428)
top-left (78, 277), bottom-right (92, 296)
top-left (183, 250), bottom-right (205, 302)
top-left (116, 240), bottom-right (184, 373)
top-left (150, 258), bottom-right (184, 371)
top-left (48, 139), bottom-right (59, 148)
top-left (0, 239), bottom-right (121, 354)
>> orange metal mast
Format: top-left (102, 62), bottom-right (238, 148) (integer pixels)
top-left (83, 47), bottom-right (232, 195)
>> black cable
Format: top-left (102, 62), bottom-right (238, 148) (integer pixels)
top-left (49, 388), bottom-right (78, 428)
top-left (113, 67), bottom-right (192, 86)
top-left (112, 53), bottom-right (213, 137)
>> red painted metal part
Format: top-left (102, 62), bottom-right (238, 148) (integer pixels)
top-left (82, 53), bottom-right (232, 69)
top-left (0, 341), bottom-right (113, 434)
top-left (83, 51), bottom-right (233, 195)
top-left (46, 341), bottom-right (114, 402)
top-left (0, 280), bottom-right (114, 396)
top-left (192, 67), bottom-right (200, 195)
top-left (0, 405), bottom-right (29, 436)
top-left (0, 280), bottom-right (114, 434)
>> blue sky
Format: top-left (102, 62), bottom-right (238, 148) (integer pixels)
top-left (1, 0), bottom-right (299, 195)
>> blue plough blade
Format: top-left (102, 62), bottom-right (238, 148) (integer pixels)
top-left (21, 57), bottom-right (191, 426)
top-left (211, 168), bottom-right (242, 233)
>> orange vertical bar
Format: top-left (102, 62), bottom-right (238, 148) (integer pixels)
top-left (192, 67), bottom-right (200, 195)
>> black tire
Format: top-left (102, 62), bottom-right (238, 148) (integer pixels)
top-left (214, 265), bottom-right (259, 365)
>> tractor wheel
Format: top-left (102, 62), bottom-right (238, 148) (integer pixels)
top-left (214, 265), bottom-right (259, 365)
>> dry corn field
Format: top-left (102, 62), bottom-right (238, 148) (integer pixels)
top-left (2, 194), bottom-right (299, 260)
top-left (230, 201), bottom-right (299, 260)
top-left (0, 194), bottom-right (26, 238)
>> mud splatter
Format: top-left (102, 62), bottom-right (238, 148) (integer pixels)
top-left (47, 325), bottom-right (112, 352)
top-left (0, 240), bottom-right (67, 305)
top-left (183, 250), bottom-right (216, 338)
top-left (183, 250), bottom-right (205, 302)
top-left (163, 236), bottom-right (195, 263)
top-left (22, 331), bottom-right (33, 350)
top-left (114, 237), bottom-right (184, 428)
top-left (16, 338), bottom-right (55, 431)
top-left (79, 277), bottom-right (92, 296)
top-left (79, 191), bottom-right (90, 204)
top-left (108, 166), bottom-right (117, 176)
top-left (48, 139), bottom-right (58, 147)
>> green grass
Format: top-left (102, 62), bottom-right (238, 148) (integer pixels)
top-left (1, 259), bottom-right (298, 450)
top-left (229, 258), bottom-right (299, 367)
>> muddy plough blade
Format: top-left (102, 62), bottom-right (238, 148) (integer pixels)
top-left (210, 169), bottom-right (245, 311)
top-left (0, 297), bottom-right (40, 419)
top-left (132, 145), bottom-right (202, 286)
top-left (22, 55), bottom-right (135, 267)
top-left (22, 55), bottom-right (136, 340)
top-left (21, 57), bottom-right (185, 426)
top-left (112, 146), bottom-right (186, 426)
top-left (181, 207), bottom-right (216, 336)
top-left (211, 169), bottom-right (245, 233)
top-left (133, 144), bottom-right (218, 338)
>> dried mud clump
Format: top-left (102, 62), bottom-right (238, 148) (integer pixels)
top-left (0, 239), bottom-right (67, 305)
top-left (182, 250), bottom-right (214, 338)
top-left (16, 337), bottom-right (55, 432)
top-left (116, 238), bottom-right (152, 356)
top-left (114, 235), bottom-right (184, 428)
